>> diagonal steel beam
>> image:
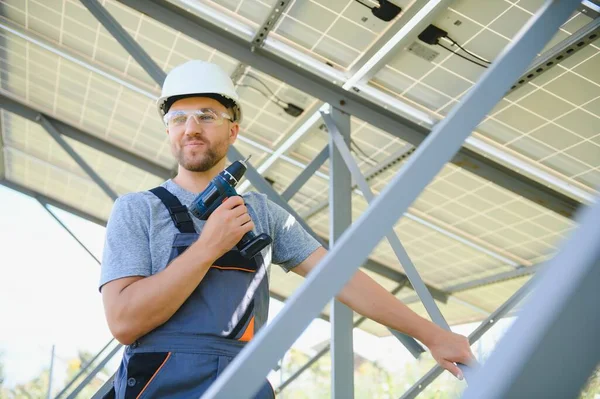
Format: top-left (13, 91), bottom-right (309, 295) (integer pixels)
top-left (39, 200), bottom-right (102, 265)
top-left (281, 145), bottom-right (328, 202)
top-left (80, 0), bottom-right (166, 86)
top-left (117, 0), bottom-right (582, 219)
top-left (324, 110), bottom-right (476, 380)
top-left (39, 115), bottom-right (118, 201)
top-left (199, 1), bottom-right (580, 396)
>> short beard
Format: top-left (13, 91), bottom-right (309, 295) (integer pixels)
top-left (175, 138), bottom-right (228, 172)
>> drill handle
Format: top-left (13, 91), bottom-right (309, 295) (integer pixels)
top-left (238, 231), bottom-right (272, 259)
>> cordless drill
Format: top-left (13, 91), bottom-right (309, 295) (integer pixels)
top-left (188, 158), bottom-right (272, 259)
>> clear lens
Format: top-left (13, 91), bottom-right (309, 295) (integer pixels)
top-left (164, 109), bottom-right (230, 127)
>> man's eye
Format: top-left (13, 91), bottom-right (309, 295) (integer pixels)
top-left (198, 114), bottom-right (217, 121)
top-left (172, 115), bottom-right (187, 124)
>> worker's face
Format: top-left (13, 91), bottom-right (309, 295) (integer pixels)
top-left (166, 97), bottom-right (239, 172)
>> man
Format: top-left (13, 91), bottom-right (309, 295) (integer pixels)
top-left (100, 60), bottom-right (474, 398)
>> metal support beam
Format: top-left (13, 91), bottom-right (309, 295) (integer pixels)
top-left (329, 107), bottom-right (354, 398)
top-left (507, 17), bottom-right (600, 94)
top-left (250, 0), bottom-right (292, 50)
top-left (66, 343), bottom-right (122, 399)
top-left (578, 0), bottom-right (600, 20)
top-left (463, 196), bottom-right (600, 398)
top-left (199, 1), bottom-right (579, 396)
top-left (118, 0), bottom-right (581, 219)
top-left (39, 115), bottom-right (118, 201)
top-left (55, 339), bottom-right (116, 399)
top-left (446, 264), bottom-right (542, 293)
top-left (80, 0), bottom-right (166, 86)
top-left (401, 276), bottom-right (537, 399)
top-left (246, 0), bottom-right (449, 183)
top-left (38, 200), bottom-right (102, 265)
top-left (346, 0), bottom-right (454, 86)
top-left (281, 145), bottom-right (329, 201)
top-left (0, 94), bottom-right (171, 180)
top-left (323, 110), bottom-right (476, 381)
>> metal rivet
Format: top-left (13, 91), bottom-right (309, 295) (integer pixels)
top-left (127, 377), bottom-right (136, 387)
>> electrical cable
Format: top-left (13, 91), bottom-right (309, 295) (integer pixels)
top-left (244, 74), bottom-right (287, 104)
top-left (445, 36), bottom-right (491, 64)
top-left (351, 139), bottom-right (378, 165)
top-left (354, 0), bottom-right (374, 10)
top-left (437, 43), bottom-right (489, 68)
top-left (236, 84), bottom-right (288, 109)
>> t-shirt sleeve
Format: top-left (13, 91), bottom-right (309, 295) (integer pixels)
top-left (266, 198), bottom-right (321, 272)
top-left (99, 194), bottom-right (152, 291)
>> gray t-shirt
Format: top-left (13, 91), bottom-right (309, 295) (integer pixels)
top-left (99, 179), bottom-right (321, 290)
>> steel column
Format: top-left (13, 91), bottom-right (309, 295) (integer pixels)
top-left (329, 107), bottom-right (354, 398)
top-left (80, 0), bottom-right (166, 86)
top-left (117, 0), bottom-right (581, 218)
top-left (281, 145), bottom-right (329, 201)
top-left (39, 115), bottom-right (118, 201)
top-left (199, 1), bottom-right (579, 396)
top-left (463, 195), bottom-right (600, 398)
top-left (400, 276), bottom-right (537, 399)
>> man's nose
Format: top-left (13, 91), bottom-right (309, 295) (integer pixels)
top-left (184, 115), bottom-right (203, 135)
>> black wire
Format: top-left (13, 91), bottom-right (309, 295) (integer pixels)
top-left (437, 43), bottom-right (489, 68)
top-left (237, 84), bottom-right (288, 109)
top-left (244, 74), bottom-right (287, 104)
top-left (446, 36), bottom-right (491, 64)
top-left (351, 139), bottom-right (378, 165)
top-left (354, 0), bottom-right (374, 10)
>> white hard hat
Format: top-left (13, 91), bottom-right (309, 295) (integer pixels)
top-left (157, 60), bottom-right (242, 123)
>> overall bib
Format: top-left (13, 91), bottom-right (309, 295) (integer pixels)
top-left (109, 187), bottom-right (275, 399)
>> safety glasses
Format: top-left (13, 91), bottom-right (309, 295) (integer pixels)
top-left (163, 108), bottom-right (233, 128)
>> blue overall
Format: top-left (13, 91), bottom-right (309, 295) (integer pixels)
top-left (108, 187), bottom-right (275, 399)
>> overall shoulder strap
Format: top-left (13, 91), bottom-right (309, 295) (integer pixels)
top-left (149, 187), bottom-right (196, 234)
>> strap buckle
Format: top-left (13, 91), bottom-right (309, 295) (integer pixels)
top-left (169, 205), bottom-right (192, 226)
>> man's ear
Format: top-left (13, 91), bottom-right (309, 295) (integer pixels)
top-left (229, 122), bottom-right (240, 144)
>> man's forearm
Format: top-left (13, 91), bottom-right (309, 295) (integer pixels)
top-left (336, 270), bottom-right (444, 347)
top-left (112, 246), bottom-right (216, 344)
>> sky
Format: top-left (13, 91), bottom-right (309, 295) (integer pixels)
top-left (0, 183), bottom-right (515, 394)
